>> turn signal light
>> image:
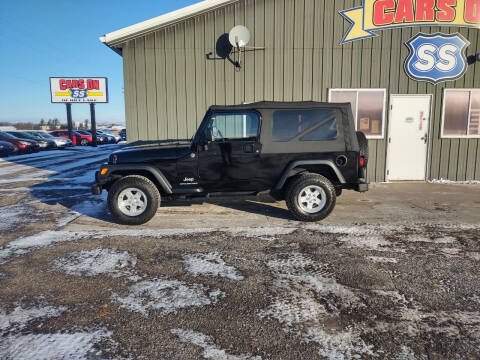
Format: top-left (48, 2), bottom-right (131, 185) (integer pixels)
top-left (359, 157), bottom-right (365, 168)
top-left (100, 168), bottom-right (109, 176)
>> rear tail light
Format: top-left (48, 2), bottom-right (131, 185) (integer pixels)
top-left (359, 156), bottom-right (365, 168)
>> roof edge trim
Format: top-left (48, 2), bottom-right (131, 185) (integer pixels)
top-left (101, 0), bottom-right (239, 48)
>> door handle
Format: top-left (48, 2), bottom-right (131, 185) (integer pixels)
top-left (243, 144), bottom-right (255, 153)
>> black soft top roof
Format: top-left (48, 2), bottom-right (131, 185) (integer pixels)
top-left (209, 101), bottom-right (352, 111)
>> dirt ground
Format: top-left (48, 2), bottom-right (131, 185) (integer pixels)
top-left (0, 147), bottom-right (479, 359)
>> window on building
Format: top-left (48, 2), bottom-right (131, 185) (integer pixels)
top-left (329, 89), bottom-right (386, 139)
top-left (272, 109), bottom-right (338, 142)
top-left (207, 112), bottom-right (260, 141)
top-left (442, 89), bottom-right (480, 138)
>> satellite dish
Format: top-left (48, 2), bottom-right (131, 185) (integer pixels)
top-left (229, 25), bottom-right (251, 48)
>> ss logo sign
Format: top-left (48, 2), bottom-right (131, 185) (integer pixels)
top-left (405, 33), bottom-right (470, 84)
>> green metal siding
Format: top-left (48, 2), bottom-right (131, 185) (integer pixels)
top-left (121, 0), bottom-right (480, 181)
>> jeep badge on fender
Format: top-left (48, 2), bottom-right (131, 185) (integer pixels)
top-left (404, 33), bottom-right (470, 84)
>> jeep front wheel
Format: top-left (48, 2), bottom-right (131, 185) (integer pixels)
top-left (108, 175), bottom-right (160, 225)
top-left (285, 174), bottom-right (336, 222)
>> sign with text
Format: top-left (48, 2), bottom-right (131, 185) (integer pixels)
top-left (50, 77), bottom-right (108, 103)
top-left (341, 0), bottom-right (480, 43)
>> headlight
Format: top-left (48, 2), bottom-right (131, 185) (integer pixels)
top-left (20, 141), bottom-right (30, 146)
top-left (0, 145), bottom-right (4, 149)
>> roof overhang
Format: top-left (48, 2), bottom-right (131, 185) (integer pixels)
top-left (100, 0), bottom-right (239, 54)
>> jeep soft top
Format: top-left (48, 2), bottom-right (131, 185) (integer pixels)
top-left (93, 101), bottom-right (368, 225)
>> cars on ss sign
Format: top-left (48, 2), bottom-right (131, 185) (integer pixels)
top-left (6, 131), bottom-right (56, 150)
top-left (50, 130), bottom-right (92, 146)
top-left (0, 131), bottom-right (40, 153)
top-left (0, 141), bottom-right (18, 157)
top-left (26, 131), bottom-right (73, 149)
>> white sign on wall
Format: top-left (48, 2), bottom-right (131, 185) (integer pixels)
top-left (50, 77), bottom-right (108, 103)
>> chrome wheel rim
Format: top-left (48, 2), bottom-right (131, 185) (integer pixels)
top-left (297, 185), bottom-right (327, 214)
top-left (81, 139), bottom-right (88, 146)
top-left (118, 188), bottom-right (148, 217)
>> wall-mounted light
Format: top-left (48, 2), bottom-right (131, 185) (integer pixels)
top-left (467, 53), bottom-right (480, 65)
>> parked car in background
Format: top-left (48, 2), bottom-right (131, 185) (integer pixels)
top-left (50, 130), bottom-right (93, 146)
top-left (26, 131), bottom-right (73, 149)
top-left (77, 130), bottom-right (107, 144)
top-left (0, 131), bottom-right (40, 153)
top-left (7, 131), bottom-right (56, 150)
top-left (96, 130), bottom-right (117, 144)
top-left (100, 129), bottom-right (121, 143)
top-left (119, 129), bottom-right (126, 141)
top-left (0, 140), bottom-right (18, 157)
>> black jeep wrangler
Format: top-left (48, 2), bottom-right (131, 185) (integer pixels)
top-left (92, 102), bottom-right (368, 225)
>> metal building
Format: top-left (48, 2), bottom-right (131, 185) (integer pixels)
top-left (101, 0), bottom-right (480, 182)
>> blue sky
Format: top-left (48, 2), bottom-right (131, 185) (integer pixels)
top-left (0, 0), bottom-right (198, 124)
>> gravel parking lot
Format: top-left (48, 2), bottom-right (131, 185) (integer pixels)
top-left (0, 148), bottom-right (479, 359)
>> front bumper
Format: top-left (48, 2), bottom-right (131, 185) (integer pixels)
top-left (91, 183), bottom-right (102, 195)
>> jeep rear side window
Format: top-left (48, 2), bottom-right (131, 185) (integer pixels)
top-left (272, 109), bottom-right (338, 142)
top-left (208, 112), bottom-right (260, 141)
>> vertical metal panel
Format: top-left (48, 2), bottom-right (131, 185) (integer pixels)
top-left (154, 30), bottom-right (168, 139)
top-left (122, 41), bottom-right (138, 142)
top-left (145, 33), bottom-right (158, 140)
top-left (120, 0), bottom-right (479, 181)
top-left (292, 0), bottom-right (304, 101)
top-left (214, 9), bottom-right (226, 106)
top-left (264, 0), bottom-right (274, 101)
top-left (273, 0), bottom-right (285, 101)
top-left (185, 19), bottom-right (197, 137)
top-left (225, 5), bottom-right (235, 106)
top-left (164, 27), bottom-right (177, 140)
top-left (234, 1), bottom-right (245, 104)
top-left (134, 37), bottom-right (148, 140)
top-left (302, 0), bottom-right (314, 101)
top-left (244, 0), bottom-right (255, 103)
top-left (194, 17), bottom-right (207, 129)
top-left (254, 0), bottom-right (265, 102)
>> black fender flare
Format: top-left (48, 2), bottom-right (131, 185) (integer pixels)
top-left (98, 164), bottom-right (173, 194)
top-left (274, 160), bottom-right (346, 191)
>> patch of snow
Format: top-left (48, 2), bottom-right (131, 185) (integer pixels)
top-left (56, 198), bottom-right (107, 227)
top-left (338, 235), bottom-right (394, 252)
top-left (111, 278), bottom-right (225, 316)
top-left (259, 253), bottom-right (359, 326)
top-left (0, 303), bottom-right (67, 332)
top-left (304, 224), bottom-right (396, 236)
top-left (393, 345), bottom-right (418, 360)
top-left (428, 179), bottom-right (480, 185)
top-left (171, 328), bottom-right (261, 360)
top-left (367, 256), bottom-right (398, 264)
top-left (0, 204), bottom-right (33, 231)
top-left (183, 253), bottom-right (244, 280)
top-left (52, 248), bottom-right (137, 278)
top-left (228, 227), bottom-right (296, 239)
top-left (305, 327), bottom-right (375, 360)
top-left (259, 253), bottom-right (372, 359)
top-left (0, 330), bottom-right (114, 360)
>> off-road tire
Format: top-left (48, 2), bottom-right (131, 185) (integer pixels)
top-left (80, 138), bottom-right (89, 146)
top-left (285, 174), bottom-right (336, 222)
top-left (108, 175), bottom-right (160, 225)
top-left (356, 131), bottom-right (369, 162)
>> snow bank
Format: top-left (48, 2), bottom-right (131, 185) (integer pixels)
top-left (111, 278), bottom-right (224, 316)
top-left (428, 179), bottom-right (480, 185)
top-left (52, 248), bottom-right (137, 278)
top-left (183, 253), bottom-right (244, 280)
top-left (0, 330), bottom-right (113, 360)
top-left (0, 303), bottom-right (67, 332)
top-left (228, 227), bottom-right (296, 239)
top-left (171, 328), bottom-right (261, 360)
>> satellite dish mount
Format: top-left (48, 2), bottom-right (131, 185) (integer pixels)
top-left (228, 25), bottom-right (264, 70)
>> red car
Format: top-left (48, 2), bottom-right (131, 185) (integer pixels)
top-left (50, 130), bottom-right (92, 146)
top-left (0, 131), bottom-right (40, 153)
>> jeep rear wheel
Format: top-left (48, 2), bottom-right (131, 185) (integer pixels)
top-left (108, 175), bottom-right (160, 225)
top-left (285, 174), bottom-right (336, 222)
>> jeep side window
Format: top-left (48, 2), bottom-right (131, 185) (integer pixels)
top-left (272, 109), bottom-right (338, 142)
top-left (205, 112), bottom-right (260, 141)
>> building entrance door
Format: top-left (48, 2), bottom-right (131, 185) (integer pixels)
top-left (386, 95), bottom-right (432, 181)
